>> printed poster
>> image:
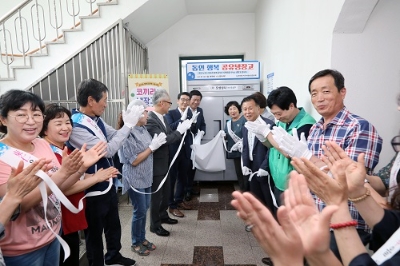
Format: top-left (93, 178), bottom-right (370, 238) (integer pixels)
top-left (128, 74), bottom-right (169, 106)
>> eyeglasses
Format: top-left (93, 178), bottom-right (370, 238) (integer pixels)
top-left (8, 113), bottom-right (44, 124)
top-left (180, 98), bottom-right (190, 102)
top-left (391, 135), bottom-right (400, 152)
top-left (163, 101), bottom-right (172, 106)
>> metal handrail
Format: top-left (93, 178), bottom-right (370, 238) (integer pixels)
top-left (0, 0), bottom-right (32, 24)
top-left (0, 0), bottom-right (110, 80)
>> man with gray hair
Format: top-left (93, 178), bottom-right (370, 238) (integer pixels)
top-left (146, 89), bottom-right (192, 237)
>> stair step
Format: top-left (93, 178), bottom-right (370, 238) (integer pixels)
top-left (45, 40), bottom-right (66, 45)
top-left (0, 77), bottom-right (15, 81)
top-left (29, 53), bottom-right (48, 57)
top-left (63, 28), bottom-right (82, 33)
top-left (98, 1), bottom-right (118, 6)
top-left (11, 65), bottom-right (31, 69)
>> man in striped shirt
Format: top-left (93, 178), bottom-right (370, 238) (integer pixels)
top-left (307, 69), bottom-right (382, 261)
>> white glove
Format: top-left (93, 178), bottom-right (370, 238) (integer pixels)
top-left (177, 119), bottom-right (192, 134)
top-left (149, 133), bottom-right (167, 152)
top-left (122, 105), bottom-right (145, 128)
top-left (245, 121), bottom-right (271, 142)
top-left (271, 127), bottom-right (312, 159)
top-left (199, 130), bottom-right (205, 139)
top-left (257, 168), bottom-right (270, 177)
top-left (231, 140), bottom-right (243, 153)
top-left (242, 166), bottom-right (252, 176)
top-left (181, 107), bottom-right (188, 121)
top-left (191, 110), bottom-right (200, 123)
top-left (220, 130), bottom-right (226, 138)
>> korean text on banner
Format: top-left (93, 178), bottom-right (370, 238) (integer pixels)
top-left (128, 74), bottom-right (169, 106)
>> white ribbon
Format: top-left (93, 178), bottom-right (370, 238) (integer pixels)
top-left (371, 226), bottom-right (400, 264)
top-left (226, 120), bottom-right (243, 153)
top-left (0, 143), bottom-right (77, 261)
top-left (129, 130), bottom-right (187, 195)
top-left (388, 153), bottom-right (400, 202)
top-left (240, 154), bottom-right (278, 208)
top-left (71, 113), bottom-right (107, 142)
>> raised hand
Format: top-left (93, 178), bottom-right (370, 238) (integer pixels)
top-left (80, 142), bottom-right (107, 168)
top-left (191, 110), bottom-right (200, 123)
top-left (285, 172), bottom-right (338, 257)
top-left (291, 156), bottom-right (348, 206)
top-left (7, 159), bottom-right (46, 199)
top-left (244, 121), bottom-right (270, 141)
top-left (271, 127), bottom-right (312, 159)
top-left (92, 167), bottom-right (119, 183)
top-left (149, 133), bottom-right (167, 151)
top-left (181, 106), bottom-right (188, 121)
top-left (321, 141), bottom-right (366, 196)
top-left (59, 147), bottom-right (84, 177)
top-left (176, 119), bottom-right (192, 134)
top-left (231, 191), bottom-right (304, 266)
top-left (123, 105), bottom-right (145, 128)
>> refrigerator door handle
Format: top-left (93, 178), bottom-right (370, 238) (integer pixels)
top-left (214, 119), bottom-right (221, 137)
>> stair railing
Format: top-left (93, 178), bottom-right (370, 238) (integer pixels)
top-left (0, 0), bottom-right (115, 80)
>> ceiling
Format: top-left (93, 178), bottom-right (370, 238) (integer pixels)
top-left (123, 0), bottom-right (258, 44)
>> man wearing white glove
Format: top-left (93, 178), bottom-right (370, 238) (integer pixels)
top-left (185, 90), bottom-right (206, 201)
top-left (146, 89), bottom-right (184, 236)
top-left (265, 87), bottom-right (315, 212)
top-left (241, 95), bottom-right (276, 219)
top-left (165, 92), bottom-right (194, 218)
top-left (67, 79), bottom-right (137, 266)
top-left (149, 133), bottom-right (167, 152)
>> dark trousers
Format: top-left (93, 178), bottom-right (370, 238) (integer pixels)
top-left (84, 187), bottom-right (122, 266)
top-left (59, 231), bottom-right (80, 266)
top-left (233, 157), bottom-right (248, 191)
top-left (150, 174), bottom-right (171, 229)
top-left (249, 172), bottom-right (276, 217)
top-left (330, 229), bottom-right (371, 262)
top-left (169, 152), bottom-right (189, 209)
top-left (186, 161), bottom-right (196, 193)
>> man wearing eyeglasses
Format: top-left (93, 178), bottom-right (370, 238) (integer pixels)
top-left (165, 92), bottom-right (193, 218)
top-left (146, 89), bottom-right (192, 237)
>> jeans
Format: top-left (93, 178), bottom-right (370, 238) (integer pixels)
top-left (128, 187), bottom-right (151, 245)
top-left (4, 238), bottom-right (59, 266)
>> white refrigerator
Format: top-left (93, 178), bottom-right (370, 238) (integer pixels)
top-left (186, 61), bottom-right (261, 181)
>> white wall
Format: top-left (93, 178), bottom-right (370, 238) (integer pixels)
top-left (146, 13), bottom-right (255, 101)
top-left (332, 0), bottom-right (400, 169)
top-left (0, 0), bottom-right (25, 18)
top-left (254, 0), bottom-right (344, 118)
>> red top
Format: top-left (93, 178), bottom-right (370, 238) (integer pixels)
top-left (54, 151), bottom-right (88, 235)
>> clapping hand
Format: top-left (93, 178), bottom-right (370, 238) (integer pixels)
top-left (272, 127), bottom-right (312, 159)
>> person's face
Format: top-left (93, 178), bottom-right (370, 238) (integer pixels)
top-left (228, 105), bottom-right (240, 120)
top-left (44, 112), bottom-right (72, 146)
top-left (0, 102), bottom-right (44, 143)
top-left (190, 95), bottom-right (201, 109)
top-left (270, 104), bottom-right (294, 123)
top-left (242, 100), bottom-right (260, 122)
top-left (310, 75), bottom-right (346, 120)
top-left (137, 110), bottom-right (149, 126)
top-left (160, 97), bottom-right (172, 114)
top-left (88, 92), bottom-right (108, 116)
top-left (177, 94), bottom-right (190, 111)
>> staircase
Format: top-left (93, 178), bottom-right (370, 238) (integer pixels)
top-left (0, 0), bottom-right (148, 94)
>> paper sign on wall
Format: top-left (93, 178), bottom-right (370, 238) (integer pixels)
top-left (128, 74), bottom-right (169, 106)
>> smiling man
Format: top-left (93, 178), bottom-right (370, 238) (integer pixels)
top-left (266, 86), bottom-right (315, 202)
top-left (307, 69), bottom-right (382, 261)
top-left (68, 78), bottom-right (143, 266)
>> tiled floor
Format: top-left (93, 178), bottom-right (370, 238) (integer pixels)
top-left (79, 182), bottom-right (268, 266)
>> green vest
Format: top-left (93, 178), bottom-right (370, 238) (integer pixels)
top-left (269, 108), bottom-right (315, 191)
